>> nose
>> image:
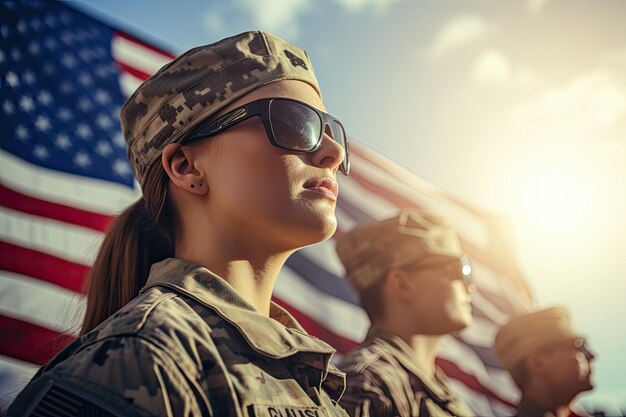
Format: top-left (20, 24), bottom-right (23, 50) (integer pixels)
top-left (583, 345), bottom-right (596, 361)
top-left (311, 124), bottom-right (345, 174)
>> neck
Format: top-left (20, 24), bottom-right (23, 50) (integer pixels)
top-left (407, 334), bottom-right (443, 378)
top-left (176, 226), bottom-right (293, 316)
top-left (371, 321), bottom-right (443, 378)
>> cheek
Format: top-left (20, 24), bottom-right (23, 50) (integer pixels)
top-left (413, 284), bottom-right (450, 316)
top-left (213, 149), bottom-right (294, 211)
top-left (207, 143), bottom-right (336, 244)
top-left (574, 352), bottom-right (592, 377)
top-left (441, 282), bottom-right (471, 312)
top-left (551, 354), bottom-right (585, 381)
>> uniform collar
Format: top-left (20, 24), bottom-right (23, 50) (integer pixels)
top-left (366, 328), bottom-right (471, 414)
top-left (140, 258), bottom-right (345, 402)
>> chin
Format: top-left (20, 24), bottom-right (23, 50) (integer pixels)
top-left (290, 214), bottom-right (337, 248)
top-left (303, 206), bottom-right (338, 241)
top-left (582, 377), bottom-right (595, 392)
top-left (307, 217), bottom-right (337, 244)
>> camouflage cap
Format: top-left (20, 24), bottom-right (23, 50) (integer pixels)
top-left (120, 31), bottom-right (320, 186)
top-left (494, 306), bottom-right (582, 371)
top-left (335, 209), bottom-right (463, 293)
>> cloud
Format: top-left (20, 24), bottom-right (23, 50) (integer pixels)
top-left (203, 0), bottom-right (312, 40)
top-left (202, 0), bottom-right (406, 41)
top-left (472, 49), bottom-right (511, 84)
top-left (527, 0), bottom-right (549, 14)
top-left (238, 0), bottom-right (311, 38)
top-left (330, 0), bottom-right (404, 13)
top-left (512, 68), bottom-right (626, 132)
top-left (427, 14), bottom-right (487, 60)
top-left (471, 49), bottom-right (534, 86)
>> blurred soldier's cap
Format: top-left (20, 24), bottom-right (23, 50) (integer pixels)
top-left (120, 31), bottom-right (320, 187)
top-left (335, 209), bottom-right (463, 293)
top-left (494, 306), bottom-right (582, 371)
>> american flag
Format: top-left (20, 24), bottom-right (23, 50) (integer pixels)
top-left (0, 1), bottom-right (534, 414)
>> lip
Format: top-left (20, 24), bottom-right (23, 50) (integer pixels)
top-left (303, 177), bottom-right (339, 201)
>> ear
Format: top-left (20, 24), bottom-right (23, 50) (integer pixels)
top-left (386, 268), bottom-right (414, 303)
top-left (161, 143), bottom-right (208, 195)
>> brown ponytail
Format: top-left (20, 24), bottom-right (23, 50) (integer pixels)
top-left (81, 163), bottom-right (178, 334)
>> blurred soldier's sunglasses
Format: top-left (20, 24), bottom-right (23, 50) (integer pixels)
top-left (542, 338), bottom-right (595, 360)
top-left (402, 255), bottom-right (474, 285)
top-left (182, 97), bottom-right (350, 175)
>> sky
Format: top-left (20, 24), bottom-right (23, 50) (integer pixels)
top-left (69, 0), bottom-right (626, 410)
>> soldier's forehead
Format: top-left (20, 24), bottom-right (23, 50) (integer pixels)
top-left (219, 80), bottom-right (325, 115)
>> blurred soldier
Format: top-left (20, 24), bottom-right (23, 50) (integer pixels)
top-left (494, 307), bottom-right (596, 417)
top-left (335, 209), bottom-right (475, 417)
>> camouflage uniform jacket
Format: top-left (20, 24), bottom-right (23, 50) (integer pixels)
top-left (338, 329), bottom-right (473, 417)
top-left (515, 398), bottom-right (570, 417)
top-left (7, 258), bottom-right (349, 417)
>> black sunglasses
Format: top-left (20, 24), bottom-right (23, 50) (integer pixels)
top-left (182, 97), bottom-right (350, 175)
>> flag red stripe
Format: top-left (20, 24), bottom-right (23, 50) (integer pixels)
top-left (272, 296), bottom-right (359, 354)
top-left (114, 31), bottom-right (176, 59)
top-left (436, 357), bottom-right (515, 408)
top-left (0, 183), bottom-right (114, 233)
top-left (0, 314), bottom-right (75, 366)
top-left (116, 61), bottom-right (152, 82)
top-left (0, 241), bottom-right (89, 293)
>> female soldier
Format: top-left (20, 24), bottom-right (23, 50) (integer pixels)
top-left (7, 31), bottom-right (350, 417)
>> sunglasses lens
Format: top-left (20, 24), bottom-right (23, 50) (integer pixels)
top-left (330, 120), bottom-right (350, 174)
top-left (460, 256), bottom-right (473, 283)
top-left (269, 100), bottom-right (322, 151)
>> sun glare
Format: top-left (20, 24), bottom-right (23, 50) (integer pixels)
top-left (509, 159), bottom-right (596, 237)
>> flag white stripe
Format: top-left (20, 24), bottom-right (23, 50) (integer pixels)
top-left (112, 35), bottom-right (173, 76)
top-left (439, 336), bottom-right (518, 404)
top-left (0, 149), bottom-right (140, 214)
top-left (276, 267), bottom-right (369, 342)
top-left (118, 71), bottom-right (143, 99)
top-left (489, 399), bottom-right (517, 417)
top-left (447, 378), bottom-right (496, 416)
top-left (338, 174), bottom-right (399, 221)
top-left (470, 291), bottom-right (509, 326)
top-left (0, 271), bottom-right (85, 335)
top-left (0, 356), bottom-right (38, 409)
top-left (457, 316), bottom-right (499, 347)
top-left (470, 261), bottom-right (510, 295)
top-left (353, 144), bottom-right (452, 199)
top-left (334, 205), bottom-right (356, 234)
top-left (299, 241), bottom-right (346, 279)
top-left (0, 207), bottom-right (102, 265)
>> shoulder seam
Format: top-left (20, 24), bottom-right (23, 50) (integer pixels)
top-left (137, 291), bottom-right (177, 330)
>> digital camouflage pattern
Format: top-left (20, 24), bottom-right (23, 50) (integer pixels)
top-left (120, 30), bottom-right (321, 186)
top-left (335, 209), bottom-right (464, 293)
top-left (339, 329), bottom-right (473, 417)
top-left (7, 258), bottom-right (348, 417)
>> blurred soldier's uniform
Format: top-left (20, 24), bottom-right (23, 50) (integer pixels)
top-left (335, 210), bottom-right (474, 417)
top-left (494, 307), bottom-right (596, 417)
top-left (7, 259), bottom-right (348, 417)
